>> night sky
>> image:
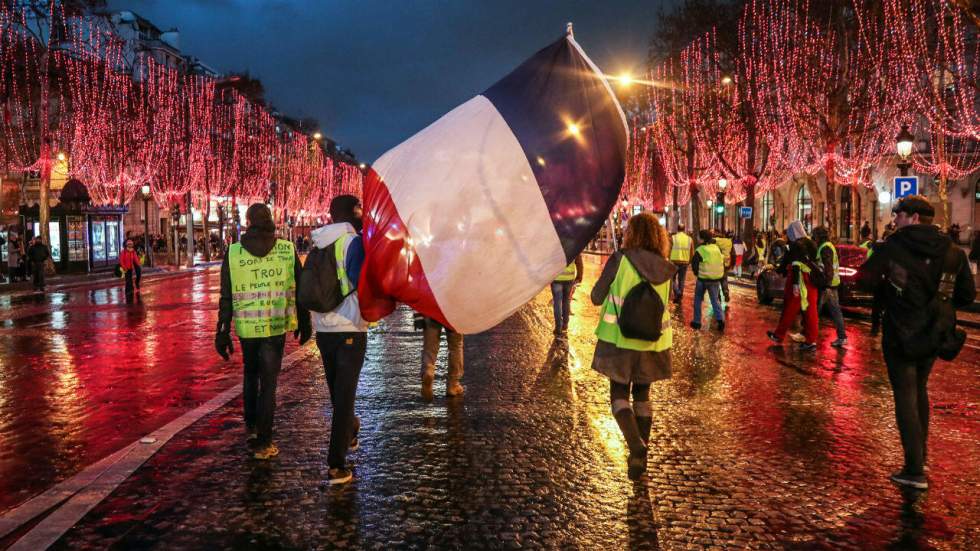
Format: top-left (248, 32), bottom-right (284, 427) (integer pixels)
top-left (106, 1), bottom-right (673, 162)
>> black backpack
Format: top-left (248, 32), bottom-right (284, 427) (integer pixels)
top-left (617, 254), bottom-right (666, 341)
top-left (899, 245), bottom-right (967, 361)
top-left (297, 241), bottom-right (352, 313)
top-left (805, 259), bottom-right (829, 289)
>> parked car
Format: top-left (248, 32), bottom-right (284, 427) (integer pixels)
top-left (756, 244), bottom-right (873, 306)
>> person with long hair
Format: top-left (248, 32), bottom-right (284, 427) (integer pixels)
top-left (591, 213), bottom-right (676, 480)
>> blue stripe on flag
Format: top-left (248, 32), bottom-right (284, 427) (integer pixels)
top-left (483, 35), bottom-right (628, 262)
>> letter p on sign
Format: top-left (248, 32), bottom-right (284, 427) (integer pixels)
top-left (894, 176), bottom-right (918, 199)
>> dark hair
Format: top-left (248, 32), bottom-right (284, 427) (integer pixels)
top-left (798, 237), bottom-right (818, 260)
top-left (892, 194), bottom-right (935, 223)
top-left (246, 203), bottom-right (275, 233)
top-left (330, 194), bottom-right (361, 224)
top-left (698, 229), bottom-right (713, 242)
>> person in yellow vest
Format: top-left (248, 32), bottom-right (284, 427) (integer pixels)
top-left (551, 254), bottom-right (584, 337)
top-left (690, 230), bottom-right (726, 331)
top-left (310, 194), bottom-right (370, 485)
top-left (858, 225), bottom-right (873, 258)
top-left (590, 212), bottom-right (676, 480)
top-left (669, 224), bottom-right (694, 303)
top-left (813, 226), bottom-right (847, 347)
top-left (215, 203), bottom-right (312, 460)
top-left (714, 231), bottom-right (734, 302)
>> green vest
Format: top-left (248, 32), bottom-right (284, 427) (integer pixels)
top-left (334, 233), bottom-right (355, 295)
top-left (228, 239), bottom-right (298, 338)
top-left (715, 237), bottom-right (733, 267)
top-left (695, 244), bottom-right (724, 280)
top-left (859, 240), bottom-right (873, 258)
top-left (791, 261), bottom-right (812, 311)
top-left (669, 232), bottom-right (692, 263)
top-left (756, 245), bottom-right (766, 263)
top-left (594, 255), bottom-right (672, 352)
top-left (817, 241), bottom-right (841, 287)
top-left (554, 261), bottom-right (577, 282)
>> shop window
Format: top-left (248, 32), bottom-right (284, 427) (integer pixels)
top-left (797, 186), bottom-right (813, 232)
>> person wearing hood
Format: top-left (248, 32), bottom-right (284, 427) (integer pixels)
top-left (812, 226), bottom-right (847, 348)
top-left (215, 203), bottom-right (312, 461)
top-left (310, 194), bottom-right (367, 486)
top-left (591, 213), bottom-right (676, 480)
top-left (859, 195), bottom-right (975, 490)
top-left (767, 221), bottom-right (819, 351)
top-left (689, 229), bottom-right (725, 331)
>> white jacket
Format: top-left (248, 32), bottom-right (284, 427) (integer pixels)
top-left (310, 223), bottom-right (368, 333)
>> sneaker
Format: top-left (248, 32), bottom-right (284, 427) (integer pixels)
top-left (831, 338), bottom-right (848, 348)
top-left (446, 380), bottom-right (466, 397)
top-left (421, 372), bottom-right (434, 400)
top-left (253, 443), bottom-right (279, 460)
top-left (890, 471), bottom-right (928, 490)
top-left (766, 331), bottom-right (782, 344)
top-left (789, 332), bottom-right (806, 343)
top-left (327, 467), bottom-right (353, 486)
top-left (689, 321), bottom-right (702, 330)
top-left (799, 342), bottom-right (817, 352)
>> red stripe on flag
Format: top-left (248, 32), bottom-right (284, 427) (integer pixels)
top-left (357, 168), bottom-right (452, 329)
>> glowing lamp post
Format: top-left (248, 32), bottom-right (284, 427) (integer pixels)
top-left (895, 124), bottom-right (914, 177)
top-left (141, 184), bottom-right (153, 267)
top-left (717, 178), bottom-right (728, 232)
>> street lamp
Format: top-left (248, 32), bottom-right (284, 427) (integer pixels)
top-left (895, 124), bottom-right (914, 176)
top-left (717, 178), bottom-right (728, 232)
top-left (141, 184), bottom-right (153, 267)
top-left (313, 131), bottom-right (322, 140)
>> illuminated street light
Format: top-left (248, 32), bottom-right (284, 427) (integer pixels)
top-left (617, 72), bottom-right (633, 87)
top-left (567, 122), bottom-right (581, 137)
top-left (721, 75), bottom-right (733, 85)
top-left (313, 132), bottom-right (322, 140)
top-left (878, 190), bottom-right (891, 203)
top-left (718, 178), bottom-right (728, 190)
top-left (358, 163), bottom-right (366, 169)
top-left (56, 152), bottom-right (66, 162)
top-left (895, 124), bottom-right (914, 177)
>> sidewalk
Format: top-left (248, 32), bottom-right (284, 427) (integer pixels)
top-left (0, 261), bottom-right (222, 295)
top-left (7, 271), bottom-right (976, 549)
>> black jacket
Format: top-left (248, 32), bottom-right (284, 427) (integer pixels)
top-left (592, 248), bottom-right (677, 306)
top-left (27, 243), bottom-right (50, 263)
top-left (816, 240), bottom-right (837, 287)
top-left (217, 228), bottom-right (311, 336)
top-left (860, 224), bottom-right (975, 347)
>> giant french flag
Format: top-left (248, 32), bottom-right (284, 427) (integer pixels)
top-left (359, 33), bottom-right (629, 334)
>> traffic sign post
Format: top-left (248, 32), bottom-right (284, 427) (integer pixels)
top-left (739, 206), bottom-right (753, 219)
top-left (894, 176), bottom-right (918, 199)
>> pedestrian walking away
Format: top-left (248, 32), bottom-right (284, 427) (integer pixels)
top-left (550, 254), bottom-right (584, 337)
top-left (26, 236), bottom-right (50, 292)
top-left (733, 236), bottom-right (746, 278)
top-left (591, 212), bottom-right (675, 480)
top-left (118, 239), bottom-right (143, 296)
top-left (7, 231), bottom-right (23, 283)
top-left (812, 227), bottom-right (847, 348)
top-left (215, 203), bottom-right (312, 462)
top-left (859, 195), bottom-right (975, 490)
top-left (714, 231), bottom-right (734, 303)
top-left (690, 230), bottom-right (725, 331)
top-left (421, 316), bottom-right (465, 399)
top-left (767, 221), bottom-right (820, 350)
top-left (669, 224), bottom-right (694, 303)
top-left (306, 194), bottom-right (368, 486)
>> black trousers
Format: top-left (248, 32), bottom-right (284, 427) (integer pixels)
top-left (31, 261), bottom-right (45, 290)
top-left (883, 344), bottom-right (935, 475)
top-left (240, 334), bottom-right (286, 446)
top-left (316, 332), bottom-right (367, 469)
top-left (124, 265), bottom-right (142, 294)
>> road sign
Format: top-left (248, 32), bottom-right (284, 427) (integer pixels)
top-left (894, 176), bottom-right (918, 199)
top-left (739, 206), bottom-right (753, 219)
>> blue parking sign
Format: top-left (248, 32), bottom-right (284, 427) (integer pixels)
top-left (894, 176), bottom-right (918, 199)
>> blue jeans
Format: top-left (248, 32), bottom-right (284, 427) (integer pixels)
top-left (818, 287), bottom-right (847, 340)
top-left (693, 279), bottom-right (723, 325)
top-left (550, 281), bottom-right (574, 330)
top-left (672, 263), bottom-right (688, 301)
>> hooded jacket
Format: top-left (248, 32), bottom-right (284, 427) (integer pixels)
top-left (591, 248), bottom-right (677, 307)
top-left (860, 224), bottom-right (975, 347)
top-left (309, 222), bottom-right (367, 333)
top-left (217, 226), bottom-right (311, 336)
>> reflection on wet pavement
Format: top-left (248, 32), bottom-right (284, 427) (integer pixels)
top-left (3, 257), bottom-right (978, 549)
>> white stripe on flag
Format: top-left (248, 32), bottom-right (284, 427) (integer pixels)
top-left (373, 95), bottom-right (566, 334)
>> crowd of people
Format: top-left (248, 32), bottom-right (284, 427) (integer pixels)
top-left (212, 193), bottom-right (974, 492)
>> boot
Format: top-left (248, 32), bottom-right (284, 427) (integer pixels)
top-left (636, 416), bottom-right (652, 447)
top-left (614, 408), bottom-right (648, 480)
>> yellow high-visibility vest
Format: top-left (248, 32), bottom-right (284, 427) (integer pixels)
top-left (228, 239), bottom-right (298, 338)
top-left (670, 232), bottom-right (692, 263)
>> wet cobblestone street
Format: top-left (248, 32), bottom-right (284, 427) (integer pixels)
top-left (21, 256), bottom-right (977, 550)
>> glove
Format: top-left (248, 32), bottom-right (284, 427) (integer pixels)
top-left (215, 331), bottom-right (234, 360)
top-left (294, 323), bottom-right (312, 345)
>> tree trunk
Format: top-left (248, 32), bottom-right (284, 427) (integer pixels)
top-left (690, 186), bottom-right (702, 244)
top-left (824, 144), bottom-right (838, 239)
top-left (185, 191), bottom-right (195, 268)
top-left (671, 184), bottom-right (679, 232)
top-left (742, 182), bottom-right (756, 244)
top-left (202, 195), bottom-right (211, 261)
